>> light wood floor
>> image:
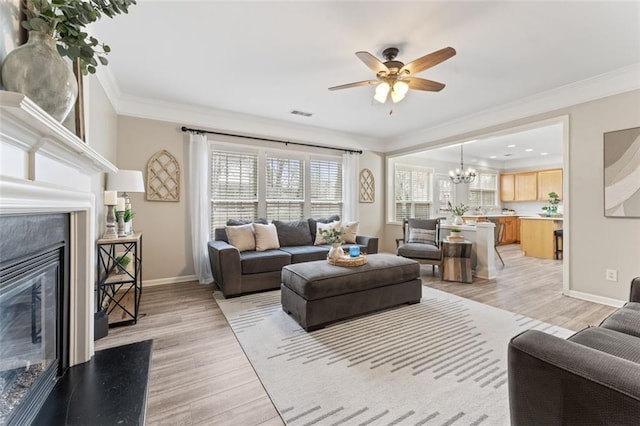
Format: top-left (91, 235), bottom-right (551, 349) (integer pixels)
top-left (422, 244), bottom-right (616, 331)
top-left (97, 245), bottom-right (616, 425)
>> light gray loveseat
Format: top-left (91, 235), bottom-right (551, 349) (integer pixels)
top-left (508, 276), bottom-right (640, 425)
top-left (208, 216), bottom-right (378, 297)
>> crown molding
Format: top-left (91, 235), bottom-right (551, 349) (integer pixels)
top-left (93, 68), bottom-right (385, 152)
top-left (385, 63), bottom-right (640, 153)
top-left (94, 63), bottom-right (639, 154)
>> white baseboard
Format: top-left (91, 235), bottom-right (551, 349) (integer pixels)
top-left (143, 275), bottom-right (198, 287)
top-left (565, 290), bottom-right (625, 308)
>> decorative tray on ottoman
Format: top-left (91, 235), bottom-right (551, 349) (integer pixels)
top-left (327, 254), bottom-right (368, 267)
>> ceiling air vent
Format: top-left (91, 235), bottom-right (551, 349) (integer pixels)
top-left (290, 110), bottom-right (313, 117)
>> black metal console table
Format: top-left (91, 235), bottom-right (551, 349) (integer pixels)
top-left (96, 233), bottom-right (142, 326)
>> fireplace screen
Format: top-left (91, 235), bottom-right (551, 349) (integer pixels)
top-left (0, 249), bottom-right (61, 425)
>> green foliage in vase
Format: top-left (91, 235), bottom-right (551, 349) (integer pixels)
top-left (123, 208), bottom-right (134, 222)
top-left (542, 192), bottom-right (560, 214)
top-left (447, 201), bottom-right (469, 216)
top-left (21, 0), bottom-right (137, 75)
top-left (321, 228), bottom-right (343, 244)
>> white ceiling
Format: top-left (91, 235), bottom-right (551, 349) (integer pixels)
top-left (407, 122), bottom-right (564, 169)
top-left (91, 1), bottom-right (640, 146)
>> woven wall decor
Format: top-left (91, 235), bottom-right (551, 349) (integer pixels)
top-left (359, 168), bottom-right (374, 203)
top-left (146, 149), bottom-right (180, 202)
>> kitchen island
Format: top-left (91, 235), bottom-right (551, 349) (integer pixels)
top-left (519, 217), bottom-right (563, 259)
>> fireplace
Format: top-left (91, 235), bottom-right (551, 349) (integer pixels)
top-left (0, 93), bottom-right (117, 424)
top-left (0, 214), bottom-right (70, 425)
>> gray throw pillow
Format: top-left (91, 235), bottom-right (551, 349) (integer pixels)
top-left (408, 228), bottom-right (436, 244)
top-left (273, 220), bottom-right (313, 247)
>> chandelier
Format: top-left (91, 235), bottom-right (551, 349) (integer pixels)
top-left (449, 144), bottom-right (476, 184)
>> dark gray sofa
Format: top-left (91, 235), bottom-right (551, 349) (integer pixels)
top-left (208, 217), bottom-right (379, 297)
top-left (508, 276), bottom-right (640, 425)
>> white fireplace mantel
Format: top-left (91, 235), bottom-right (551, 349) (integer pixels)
top-left (1, 91), bottom-right (116, 366)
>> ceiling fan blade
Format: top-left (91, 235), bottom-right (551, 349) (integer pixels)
top-left (328, 80), bottom-right (378, 91)
top-left (404, 77), bottom-right (446, 92)
top-left (400, 46), bottom-right (456, 75)
top-left (355, 51), bottom-right (389, 74)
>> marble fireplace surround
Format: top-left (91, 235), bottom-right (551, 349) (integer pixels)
top-left (0, 92), bottom-right (116, 366)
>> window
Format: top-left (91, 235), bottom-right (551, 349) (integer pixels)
top-left (210, 146), bottom-right (343, 232)
top-left (468, 172), bottom-right (498, 208)
top-left (266, 156), bottom-right (304, 221)
top-left (437, 175), bottom-right (455, 213)
top-left (394, 164), bottom-right (433, 221)
top-left (310, 159), bottom-right (342, 218)
top-left (210, 151), bottom-right (258, 229)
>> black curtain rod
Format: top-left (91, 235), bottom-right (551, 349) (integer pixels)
top-left (181, 126), bottom-right (363, 154)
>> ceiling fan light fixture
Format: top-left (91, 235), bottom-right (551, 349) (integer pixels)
top-left (391, 81), bottom-right (409, 103)
top-left (374, 82), bottom-right (390, 103)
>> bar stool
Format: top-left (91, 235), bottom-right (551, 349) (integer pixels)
top-left (554, 229), bottom-right (563, 260)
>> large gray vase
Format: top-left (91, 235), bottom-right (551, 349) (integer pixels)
top-left (1, 31), bottom-right (78, 122)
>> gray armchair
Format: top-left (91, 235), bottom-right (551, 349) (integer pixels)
top-left (396, 218), bottom-right (443, 276)
top-left (508, 277), bottom-right (640, 425)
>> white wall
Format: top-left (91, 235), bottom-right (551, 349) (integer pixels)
top-left (358, 151), bottom-right (384, 239)
top-left (86, 75), bottom-right (118, 238)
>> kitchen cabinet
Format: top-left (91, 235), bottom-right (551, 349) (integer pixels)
top-left (515, 172), bottom-right (538, 201)
top-left (499, 216), bottom-right (520, 244)
top-left (519, 218), bottom-right (562, 259)
top-left (500, 168), bottom-right (563, 202)
top-left (500, 174), bottom-right (515, 201)
top-left (538, 169), bottom-right (563, 200)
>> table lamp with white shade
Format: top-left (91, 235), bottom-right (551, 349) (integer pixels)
top-left (107, 170), bottom-right (145, 234)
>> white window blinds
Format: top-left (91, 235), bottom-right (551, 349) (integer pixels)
top-left (210, 151), bottom-right (258, 229)
top-left (266, 156), bottom-right (304, 221)
top-left (310, 159), bottom-right (343, 218)
top-left (469, 172), bottom-right (498, 208)
top-left (394, 165), bottom-right (433, 221)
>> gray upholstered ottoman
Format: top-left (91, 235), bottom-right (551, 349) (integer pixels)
top-left (281, 253), bottom-right (421, 331)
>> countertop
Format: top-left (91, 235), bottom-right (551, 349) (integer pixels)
top-left (463, 214), bottom-right (518, 218)
top-left (519, 216), bottom-right (564, 221)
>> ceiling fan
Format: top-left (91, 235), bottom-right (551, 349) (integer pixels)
top-left (329, 46), bottom-right (456, 104)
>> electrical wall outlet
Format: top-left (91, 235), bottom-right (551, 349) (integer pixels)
top-left (606, 269), bottom-right (618, 282)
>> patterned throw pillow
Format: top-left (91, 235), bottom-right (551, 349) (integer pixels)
top-left (341, 221), bottom-right (359, 244)
top-left (225, 223), bottom-right (256, 252)
top-left (408, 228), bottom-right (436, 244)
top-left (253, 223), bottom-right (280, 252)
top-left (314, 220), bottom-right (342, 245)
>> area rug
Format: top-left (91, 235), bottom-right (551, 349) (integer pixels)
top-left (214, 288), bottom-right (572, 426)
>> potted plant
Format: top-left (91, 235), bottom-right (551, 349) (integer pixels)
top-left (123, 208), bottom-right (135, 235)
top-left (542, 192), bottom-right (560, 217)
top-left (447, 201), bottom-right (469, 225)
top-left (115, 254), bottom-right (131, 274)
top-left (1, 0), bottom-right (136, 121)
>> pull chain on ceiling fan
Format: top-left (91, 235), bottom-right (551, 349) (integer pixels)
top-left (329, 46), bottom-right (456, 104)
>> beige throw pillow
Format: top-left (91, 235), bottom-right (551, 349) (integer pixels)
top-left (254, 223), bottom-right (280, 251)
top-left (225, 223), bottom-right (255, 252)
top-left (341, 221), bottom-right (359, 244)
top-left (314, 220), bottom-right (342, 245)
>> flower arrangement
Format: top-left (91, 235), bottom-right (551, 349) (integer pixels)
top-left (447, 201), bottom-right (469, 217)
top-left (321, 228), bottom-right (343, 244)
